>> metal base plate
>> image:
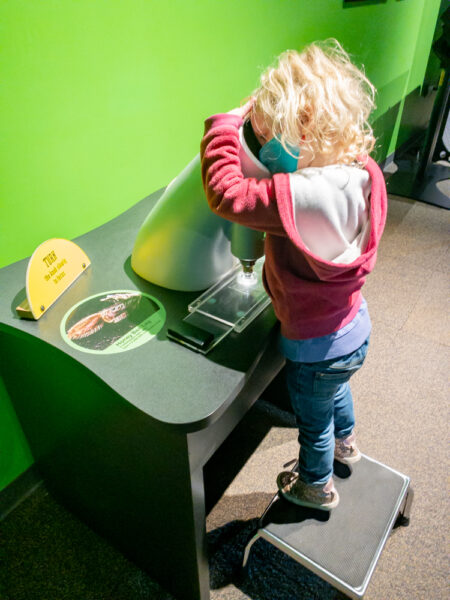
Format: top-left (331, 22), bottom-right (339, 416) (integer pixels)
top-left (245, 455), bottom-right (410, 599)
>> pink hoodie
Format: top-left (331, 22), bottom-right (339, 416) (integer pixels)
top-left (201, 114), bottom-right (387, 339)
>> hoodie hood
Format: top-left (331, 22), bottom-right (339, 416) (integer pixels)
top-left (274, 156), bottom-right (387, 282)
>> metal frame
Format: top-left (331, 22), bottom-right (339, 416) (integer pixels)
top-left (242, 455), bottom-right (412, 600)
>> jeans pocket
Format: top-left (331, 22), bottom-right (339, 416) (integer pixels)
top-left (327, 338), bottom-right (369, 371)
top-left (313, 369), bottom-right (355, 396)
top-left (312, 338), bottom-right (370, 396)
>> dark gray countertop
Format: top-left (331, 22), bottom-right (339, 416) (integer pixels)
top-left (0, 190), bottom-right (278, 432)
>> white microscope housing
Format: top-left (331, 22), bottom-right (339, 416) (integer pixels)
top-left (131, 125), bottom-right (270, 291)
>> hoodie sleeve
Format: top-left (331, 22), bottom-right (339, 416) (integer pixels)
top-left (200, 113), bottom-right (288, 236)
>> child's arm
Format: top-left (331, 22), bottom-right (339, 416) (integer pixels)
top-left (200, 113), bottom-right (288, 236)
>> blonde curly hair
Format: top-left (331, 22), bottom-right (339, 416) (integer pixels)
top-left (251, 39), bottom-right (376, 165)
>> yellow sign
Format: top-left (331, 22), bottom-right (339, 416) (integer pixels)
top-left (16, 238), bottom-right (91, 320)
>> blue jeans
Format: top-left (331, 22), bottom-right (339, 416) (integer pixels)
top-left (285, 337), bottom-right (370, 485)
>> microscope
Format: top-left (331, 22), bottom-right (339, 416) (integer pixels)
top-left (131, 120), bottom-right (271, 351)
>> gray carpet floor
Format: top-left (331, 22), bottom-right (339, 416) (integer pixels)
top-left (1, 192), bottom-right (449, 600)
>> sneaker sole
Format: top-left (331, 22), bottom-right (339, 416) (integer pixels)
top-left (334, 452), bottom-right (362, 465)
top-left (278, 488), bottom-right (340, 511)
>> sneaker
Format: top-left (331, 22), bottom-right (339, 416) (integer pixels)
top-left (334, 432), bottom-right (361, 465)
top-left (277, 472), bottom-right (339, 511)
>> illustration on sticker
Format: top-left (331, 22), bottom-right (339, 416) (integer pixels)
top-left (60, 290), bottom-right (166, 354)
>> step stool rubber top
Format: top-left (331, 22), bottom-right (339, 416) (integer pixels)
top-left (258, 455), bottom-right (409, 599)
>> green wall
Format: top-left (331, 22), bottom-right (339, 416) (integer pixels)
top-left (0, 0), bottom-right (441, 492)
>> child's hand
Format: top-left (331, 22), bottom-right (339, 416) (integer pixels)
top-left (227, 98), bottom-right (254, 119)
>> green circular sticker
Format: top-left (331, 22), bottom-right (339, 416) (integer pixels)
top-left (60, 290), bottom-right (166, 354)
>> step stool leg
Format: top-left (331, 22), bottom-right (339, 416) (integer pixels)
top-left (396, 485), bottom-right (414, 527)
top-left (242, 531), bottom-right (262, 569)
top-left (402, 486), bottom-right (414, 524)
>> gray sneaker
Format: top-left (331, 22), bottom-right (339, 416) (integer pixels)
top-left (334, 432), bottom-right (361, 465)
top-left (277, 472), bottom-right (339, 511)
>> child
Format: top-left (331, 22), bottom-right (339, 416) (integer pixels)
top-left (200, 40), bottom-right (387, 511)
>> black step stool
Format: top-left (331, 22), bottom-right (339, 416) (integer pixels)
top-left (242, 455), bottom-right (413, 599)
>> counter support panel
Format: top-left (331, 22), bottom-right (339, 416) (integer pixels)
top-left (0, 191), bottom-right (284, 600)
